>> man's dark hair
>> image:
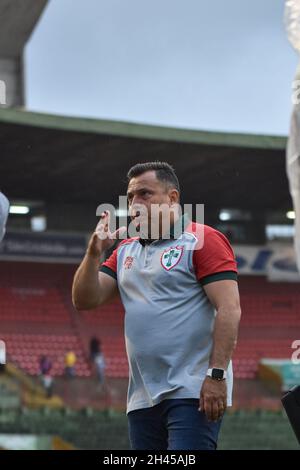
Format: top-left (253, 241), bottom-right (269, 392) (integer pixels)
top-left (127, 161), bottom-right (180, 193)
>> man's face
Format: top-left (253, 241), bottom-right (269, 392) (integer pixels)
top-left (127, 170), bottom-right (179, 237)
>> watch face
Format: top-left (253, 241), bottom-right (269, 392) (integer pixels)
top-left (212, 368), bottom-right (224, 380)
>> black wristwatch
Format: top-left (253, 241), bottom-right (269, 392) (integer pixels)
top-left (206, 368), bottom-right (227, 381)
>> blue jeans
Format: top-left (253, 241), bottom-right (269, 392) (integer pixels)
top-left (128, 398), bottom-right (223, 450)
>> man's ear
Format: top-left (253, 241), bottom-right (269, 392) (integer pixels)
top-left (169, 189), bottom-right (180, 205)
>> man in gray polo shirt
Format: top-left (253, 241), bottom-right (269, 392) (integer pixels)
top-left (72, 162), bottom-right (241, 450)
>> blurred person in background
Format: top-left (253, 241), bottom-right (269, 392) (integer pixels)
top-left (39, 355), bottom-right (53, 398)
top-left (89, 337), bottom-right (106, 386)
top-left (0, 191), bottom-right (9, 243)
top-left (89, 336), bottom-right (100, 362)
top-left (64, 350), bottom-right (77, 378)
top-left (95, 344), bottom-right (106, 386)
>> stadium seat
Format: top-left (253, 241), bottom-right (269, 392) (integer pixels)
top-left (0, 262), bottom-right (298, 380)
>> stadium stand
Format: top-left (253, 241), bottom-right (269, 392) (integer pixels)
top-left (235, 276), bottom-right (300, 379)
top-left (0, 261), bottom-right (127, 379)
top-left (0, 260), bottom-right (299, 384)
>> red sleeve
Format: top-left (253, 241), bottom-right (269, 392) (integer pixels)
top-left (100, 247), bottom-right (118, 279)
top-left (193, 225), bottom-right (238, 285)
top-left (99, 238), bottom-right (132, 280)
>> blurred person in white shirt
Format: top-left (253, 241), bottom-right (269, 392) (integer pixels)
top-left (0, 191), bottom-right (9, 242)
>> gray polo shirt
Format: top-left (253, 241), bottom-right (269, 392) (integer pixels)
top-left (100, 215), bottom-right (238, 414)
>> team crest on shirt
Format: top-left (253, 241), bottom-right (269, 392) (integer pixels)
top-left (160, 245), bottom-right (184, 271)
top-left (124, 256), bottom-right (134, 269)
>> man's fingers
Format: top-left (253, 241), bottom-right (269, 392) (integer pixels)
top-left (104, 210), bottom-right (110, 232)
top-left (95, 227), bottom-right (109, 240)
top-left (95, 210), bottom-right (127, 241)
top-left (95, 211), bottom-right (109, 232)
top-left (211, 401), bottom-right (219, 422)
top-left (95, 211), bottom-right (111, 239)
top-left (203, 397), bottom-right (223, 422)
top-left (111, 226), bottom-right (127, 240)
top-left (200, 379), bottom-right (227, 421)
top-left (204, 397), bottom-right (213, 421)
top-left (218, 401), bottom-right (227, 418)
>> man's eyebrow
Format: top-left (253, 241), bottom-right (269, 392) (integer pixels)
top-left (127, 187), bottom-right (153, 196)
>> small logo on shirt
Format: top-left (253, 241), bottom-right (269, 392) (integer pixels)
top-left (160, 246), bottom-right (184, 271)
top-left (124, 256), bottom-right (134, 269)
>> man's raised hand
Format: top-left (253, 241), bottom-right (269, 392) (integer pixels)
top-left (87, 210), bottom-right (126, 258)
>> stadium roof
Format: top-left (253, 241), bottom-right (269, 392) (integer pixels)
top-left (0, 0), bottom-right (48, 56)
top-left (0, 107), bottom-right (291, 211)
top-left (0, 107), bottom-right (287, 149)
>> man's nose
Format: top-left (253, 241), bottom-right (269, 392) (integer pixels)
top-left (128, 202), bottom-right (140, 217)
top-left (131, 195), bottom-right (144, 207)
top-left (130, 202), bottom-right (145, 218)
